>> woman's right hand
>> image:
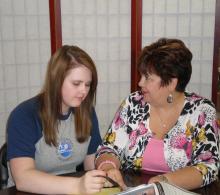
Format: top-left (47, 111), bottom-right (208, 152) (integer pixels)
top-left (104, 168), bottom-right (127, 190)
top-left (78, 170), bottom-right (106, 194)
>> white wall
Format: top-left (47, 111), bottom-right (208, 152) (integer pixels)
top-left (61, 0), bottom-right (131, 137)
top-left (142, 0), bottom-right (215, 99)
top-left (0, 0), bottom-right (51, 145)
top-left (0, 0), bottom-right (216, 146)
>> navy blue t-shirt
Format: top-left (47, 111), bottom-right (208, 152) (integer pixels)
top-left (7, 96), bottom-right (102, 161)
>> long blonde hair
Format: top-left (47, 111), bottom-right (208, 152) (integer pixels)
top-left (38, 45), bottom-right (98, 146)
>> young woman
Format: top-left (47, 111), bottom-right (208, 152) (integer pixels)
top-left (7, 45), bottom-right (106, 194)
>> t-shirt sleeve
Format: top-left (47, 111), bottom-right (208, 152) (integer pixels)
top-left (7, 100), bottom-right (42, 160)
top-left (87, 108), bottom-right (102, 155)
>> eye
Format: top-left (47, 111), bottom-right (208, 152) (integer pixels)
top-left (85, 82), bottom-right (91, 87)
top-left (144, 74), bottom-right (149, 80)
top-left (72, 82), bottom-right (80, 86)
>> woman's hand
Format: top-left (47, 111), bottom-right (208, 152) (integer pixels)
top-left (148, 174), bottom-right (168, 184)
top-left (104, 168), bottom-right (127, 190)
top-left (78, 170), bottom-right (106, 194)
top-left (148, 167), bottom-right (203, 190)
top-left (95, 154), bottom-right (127, 190)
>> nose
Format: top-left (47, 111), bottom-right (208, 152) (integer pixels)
top-left (80, 84), bottom-right (88, 94)
top-left (138, 76), bottom-right (145, 88)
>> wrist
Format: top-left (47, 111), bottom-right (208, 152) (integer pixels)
top-left (158, 174), bottom-right (169, 183)
top-left (71, 177), bottom-right (81, 194)
top-left (97, 160), bottom-right (117, 171)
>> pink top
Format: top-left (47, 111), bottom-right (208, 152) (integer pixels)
top-left (142, 137), bottom-right (170, 173)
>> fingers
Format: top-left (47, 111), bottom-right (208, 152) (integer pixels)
top-left (103, 180), bottom-right (113, 188)
top-left (88, 169), bottom-right (107, 177)
top-left (116, 174), bottom-right (127, 190)
top-left (148, 176), bottom-right (161, 184)
top-left (106, 169), bottom-right (127, 190)
top-left (80, 170), bottom-right (107, 194)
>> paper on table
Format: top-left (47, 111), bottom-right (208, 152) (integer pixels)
top-left (73, 187), bottom-right (121, 195)
top-left (114, 182), bottom-right (200, 195)
top-left (114, 184), bottom-right (156, 195)
top-left (159, 182), bottom-right (200, 195)
top-left (93, 187), bottom-right (121, 195)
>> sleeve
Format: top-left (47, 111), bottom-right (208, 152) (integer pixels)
top-left (95, 96), bottom-right (130, 162)
top-left (6, 101), bottom-right (42, 160)
top-left (87, 108), bottom-right (102, 154)
top-left (191, 99), bottom-right (220, 186)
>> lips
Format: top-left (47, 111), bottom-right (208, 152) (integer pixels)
top-left (141, 90), bottom-right (148, 95)
top-left (75, 97), bottom-right (84, 101)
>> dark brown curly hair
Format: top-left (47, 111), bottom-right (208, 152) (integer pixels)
top-left (138, 38), bottom-right (192, 92)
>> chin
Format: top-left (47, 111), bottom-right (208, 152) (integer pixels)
top-left (143, 95), bottom-right (149, 102)
top-left (73, 103), bottom-right (82, 107)
top-left (69, 101), bottom-right (82, 107)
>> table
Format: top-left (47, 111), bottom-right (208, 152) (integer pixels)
top-left (0, 170), bottom-right (219, 195)
top-left (122, 169), bottom-right (220, 195)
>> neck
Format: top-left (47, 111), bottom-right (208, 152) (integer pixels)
top-left (150, 92), bottom-right (185, 133)
top-left (154, 92), bottom-right (185, 110)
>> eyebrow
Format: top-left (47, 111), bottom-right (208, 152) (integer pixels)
top-left (72, 80), bottom-right (92, 85)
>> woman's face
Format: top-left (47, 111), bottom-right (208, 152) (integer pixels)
top-left (61, 65), bottom-right (92, 114)
top-left (138, 73), bottom-right (170, 105)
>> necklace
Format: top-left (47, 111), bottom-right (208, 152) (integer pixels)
top-left (151, 93), bottom-right (185, 137)
top-left (150, 108), bottom-right (172, 139)
top-left (155, 110), bottom-right (167, 129)
top-left (152, 103), bottom-right (180, 132)
top-left (152, 101), bottom-right (182, 132)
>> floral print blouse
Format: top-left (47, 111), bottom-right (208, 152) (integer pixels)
top-left (96, 91), bottom-right (220, 186)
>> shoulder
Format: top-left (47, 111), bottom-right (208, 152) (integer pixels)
top-left (7, 96), bottom-right (43, 159)
top-left (119, 91), bottom-right (149, 119)
top-left (183, 91), bottom-right (216, 120)
top-left (124, 91), bottom-right (146, 106)
top-left (8, 96), bottom-right (41, 124)
top-left (128, 91), bottom-right (143, 99)
top-left (185, 91), bottom-right (215, 108)
top-left (11, 96), bottom-right (39, 113)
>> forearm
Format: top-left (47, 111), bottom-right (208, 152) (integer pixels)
top-left (153, 166), bottom-right (203, 190)
top-left (84, 154), bottom-right (95, 171)
top-left (95, 153), bottom-right (121, 171)
top-left (14, 169), bottom-right (80, 194)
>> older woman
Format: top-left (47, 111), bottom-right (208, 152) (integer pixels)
top-left (95, 38), bottom-right (219, 190)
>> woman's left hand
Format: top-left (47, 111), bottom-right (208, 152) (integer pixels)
top-left (148, 174), bottom-right (168, 184)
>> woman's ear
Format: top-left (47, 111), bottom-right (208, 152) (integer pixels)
top-left (169, 78), bottom-right (178, 91)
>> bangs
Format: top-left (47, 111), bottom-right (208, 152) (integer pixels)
top-left (138, 61), bottom-right (156, 76)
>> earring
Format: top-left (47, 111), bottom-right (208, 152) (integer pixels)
top-left (167, 94), bottom-right (173, 103)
